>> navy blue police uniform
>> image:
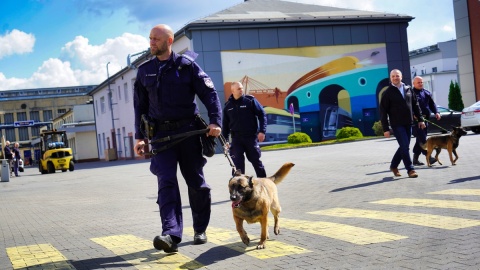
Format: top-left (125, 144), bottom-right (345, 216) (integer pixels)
top-left (133, 51), bottom-right (222, 244)
top-left (222, 94), bottom-right (267, 177)
top-left (413, 87), bottom-right (438, 157)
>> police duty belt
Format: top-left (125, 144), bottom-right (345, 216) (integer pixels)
top-left (147, 128), bottom-right (210, 155)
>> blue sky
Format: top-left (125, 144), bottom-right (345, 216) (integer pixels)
top-left (0, 0), bottom-right (455, 91)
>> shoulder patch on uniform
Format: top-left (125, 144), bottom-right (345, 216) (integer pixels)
top-left (204, 77), bottom-right (214, 89)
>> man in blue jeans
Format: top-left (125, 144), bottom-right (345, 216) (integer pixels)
top-left (380, 69), bottom-right (426, 178)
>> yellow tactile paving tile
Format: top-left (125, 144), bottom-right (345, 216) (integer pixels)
top-left (279, 218), bottom-right (407, 245)
top-left (371, 198), bottom-right (480, 211)
top-left (309, 208), bottom-right (480, 230)
top-left (6, 243), bottom-right (75, 270)
top-left (90, 234), bottom-right (204, 270)
top-left (428, 189), bottom-right (480, 196)
top-left (184, 227), bottom-right (310, 259)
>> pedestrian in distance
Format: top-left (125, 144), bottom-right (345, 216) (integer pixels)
top-left (13, 142), bottom-right (21, 177)
top-left (222, 81), bottom-right (267, 177)
top-left (4, 140), bottom-right (13, 177)
top-left (379, 69), bottom-right (426, 178)
top-left (133, 24), bottom-right (222, 253)
top-left (411, 76), bottom-right (440, 166)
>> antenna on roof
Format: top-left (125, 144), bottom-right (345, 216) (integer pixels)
top-left (127, 49), bottom-right (149, 69)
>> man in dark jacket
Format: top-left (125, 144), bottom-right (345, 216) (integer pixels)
top-left (380, 69), bottom-right (425, 178)
top-left (222, 81), bottom-right (267, 177)
top-left (412, 76), bottom-right (440, 165)
top-left (133, 24), bottom-right (222, 253)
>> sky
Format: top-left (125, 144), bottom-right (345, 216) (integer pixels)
top-left (0, 0), bottom-right (456, 91)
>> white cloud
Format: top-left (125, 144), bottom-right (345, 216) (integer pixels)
top-left (0, 29), bottom-right (35, 59)
top-left (0, 32), bottom-right (148, 90)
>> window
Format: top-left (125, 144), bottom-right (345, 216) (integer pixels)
top-left (95, 101), bottom-right (99, 116)
top-left (100, 96), bottom-right (106, 113)
top-left (30, 111), bottom-right (40, 137)
top-left (19, 127), bottom-right (29, 141)
top-left (58, 109), bottom-right (67, 114)
top-left (118, 85), bottom-right (122, 100)
top-left (432, 67), bottom-right (437, 73)
top-left (43, 110), bottom-right (53, 122)
top-left (125, 81), bottom-right (131, 103)
top-left (17, 112), bottom-right (27, 121)
top-left (4, 113), bottom-right (15, 141)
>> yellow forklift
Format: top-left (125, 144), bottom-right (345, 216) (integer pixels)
top-left (38, 130), bottom-right (74, 174)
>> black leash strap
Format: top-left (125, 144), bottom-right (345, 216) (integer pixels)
top-left (147, 129), bottom-right (209, 155)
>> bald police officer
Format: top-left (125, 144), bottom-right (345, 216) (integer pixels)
top-left (134, 24), bottom-right (222, 253)
top-left (222, 81), bottom-right (267, 177)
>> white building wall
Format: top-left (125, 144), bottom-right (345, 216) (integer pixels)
top-left (75, 131), bottom-right (98, 161)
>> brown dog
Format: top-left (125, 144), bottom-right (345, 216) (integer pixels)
top-left (228, 162), bottom-right (295, 249)
top-left (421, 126), bottom-right (467, 167)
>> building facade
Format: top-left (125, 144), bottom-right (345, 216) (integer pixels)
top-left (409, 40), bottom-right (458, 107)
top-left (91, 0), bottom-right (416, 152)
top-left (453, 0), bottom-right (480, 105)
top-left (0, 86), bottom-right (95, 162)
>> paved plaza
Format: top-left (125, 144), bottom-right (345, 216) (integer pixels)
top-left (1, 133), bottom-right (480, 269)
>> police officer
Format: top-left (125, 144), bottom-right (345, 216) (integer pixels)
top-left (133, 24), bottom-right (222, 253)
top-left (222, 81), bottom-right (267, 177)
top-left (412, 76), bottom-right (440, 165)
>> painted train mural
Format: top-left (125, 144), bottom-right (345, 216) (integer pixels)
top-left (221, 44), bottom-right (389, 142)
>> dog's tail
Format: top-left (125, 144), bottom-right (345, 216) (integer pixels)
top-left (269, 162), bottom-right (295, 185)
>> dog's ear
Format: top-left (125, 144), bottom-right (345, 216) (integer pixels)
top-left (248, 176), bottom-right (254, 188)
top-left (234, 169), bottom-right (242, 176)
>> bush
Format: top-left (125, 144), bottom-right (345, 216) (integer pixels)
top-left (372, 120), bottom-right (384, 136)
top-left (336, 126), bottom-right (363, 139)
top-left (287, 132), bottom-right (312, 144)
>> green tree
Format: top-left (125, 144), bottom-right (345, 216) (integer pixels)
top-left (448, 81), bottom-right (464, 111)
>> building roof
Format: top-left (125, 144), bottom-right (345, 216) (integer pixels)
top-left (182, 0), bottom-right (413, 31)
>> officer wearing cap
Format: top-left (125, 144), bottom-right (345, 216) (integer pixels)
top-left (133, 24), bottom-right (222, 253)
top-left (222, 81), bottom-right (267, 177)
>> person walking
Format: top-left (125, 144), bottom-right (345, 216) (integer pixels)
top-left (411, 76), bottom-right (440, 166)
top-left (4, 140), bottom-right (13, 177)
top-left (222, 81), bottom-right (267, 177)
top-left (380, 69), bottom-right (426, 178)
top-left (13, 142), bottom-right (21, 177)
top-left (133, 24), bottom-right (222, 253)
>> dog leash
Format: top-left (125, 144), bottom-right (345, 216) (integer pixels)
top-left (422, 118), bottom-right (449, 133)
top-left (217, 134), bottom-right (238, 173)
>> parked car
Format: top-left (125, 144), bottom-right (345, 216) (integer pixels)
top-left (461, 101), bottom-right (480, 134)
top-left (427, 106), bottom-right (462, 134)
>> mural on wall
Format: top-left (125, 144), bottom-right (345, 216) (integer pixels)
top-left (221, 44), bottom-right (389, 142)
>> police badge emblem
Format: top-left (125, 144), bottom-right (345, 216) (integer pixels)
top-left (204, 78), bottom-right (214, 88)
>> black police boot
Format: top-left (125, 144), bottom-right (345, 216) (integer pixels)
top-left (193, 231), bottom-right (207, 245)
top-left (412, 154), bottom-right (424, 166)
top-left (153, 235), bottom-right (178, 253)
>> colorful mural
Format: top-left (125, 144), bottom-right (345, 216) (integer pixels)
top-left (221, 44), bottom-right (389, 142)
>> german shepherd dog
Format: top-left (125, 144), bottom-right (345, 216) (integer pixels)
top-left (228, 162), bottom-right (295, 249)
top-left (420, 126), bottom-right (467, 167)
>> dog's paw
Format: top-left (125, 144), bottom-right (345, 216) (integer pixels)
top-left (241, 236), bottom-right (250, 246)
top-left (274, 227), bottom-right (280, 235)
top-left (256, 243), bottom-right (265, 249)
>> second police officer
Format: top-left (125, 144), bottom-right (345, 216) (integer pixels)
top-left (222, 81), bottom-right (267, 177)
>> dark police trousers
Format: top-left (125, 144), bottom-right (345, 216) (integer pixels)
top-left (149, 125), bottom-right (211, 242)
top-left (230, 135), bottom-right (266, 177)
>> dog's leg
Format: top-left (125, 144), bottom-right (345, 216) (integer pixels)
top-left (435, 148), bottom-right (442, 165)
top-left (271, 198), bottom-right (281, 236)
top-left (426, 146), bottom-right (434, 167)
top-left (234, 215), bottom-right (249, 246)
top-left (452, 149), bottom-right (459, 164)
top-left (447, 142), bottom-right (455, 165)
top-left (257, 215), bottom-right (269, 249)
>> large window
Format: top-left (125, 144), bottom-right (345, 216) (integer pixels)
top-left (19, 127), bottom-right (29, 141)
top-left (30, 111), bottom-right (41, 137)
top-left (4, 113), bottom-right (15, 141)
top-left (101, 96), bottom-right (106, 113)
top-left (43, 110), bottom-right (53, 122)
